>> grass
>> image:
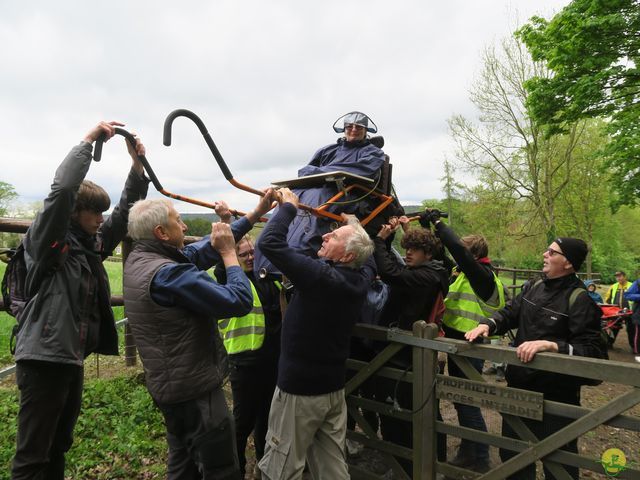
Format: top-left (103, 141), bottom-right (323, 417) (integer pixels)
top-left (0, 372), bottom-right (167, 479)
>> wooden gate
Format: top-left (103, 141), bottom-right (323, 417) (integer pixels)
top-left (346, 322), bottom-right (640, 479)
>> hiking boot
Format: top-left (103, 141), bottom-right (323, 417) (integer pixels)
top-left (449, 451), bottom-right (476, 468)
top-left (482, 365), bottom-right (497, 375)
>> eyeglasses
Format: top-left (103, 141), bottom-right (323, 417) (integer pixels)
top-left (546, 247), bottom-right (565, 257)
top-left (345, 124), bottom-right (364, 131)
top-left (237, 249), bottom-right (255, 259)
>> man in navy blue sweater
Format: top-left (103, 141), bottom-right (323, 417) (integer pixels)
top-left (257, 188), bottom-right (375, 480)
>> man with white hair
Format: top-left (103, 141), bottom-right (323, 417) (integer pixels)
top-left (257, 188), bottom-right (375, 480)
top-left (123, 194), bottom-right (273, 480)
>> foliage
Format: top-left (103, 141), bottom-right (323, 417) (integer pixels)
top-left (0, 182), bottom-right (17, 217)
top-left (183, 217), bottom-right (214, 236)
top-left (439, 158), bottom-right (465, 229)
top-left (448, 34), bottom-right (588, 243)
top-left (0, 373), bottom-right (167, 479)
top-left (516, 0), bottom-right (640, 208)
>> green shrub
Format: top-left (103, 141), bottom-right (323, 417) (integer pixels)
top-left (0, 372), bottom-right (167, 479)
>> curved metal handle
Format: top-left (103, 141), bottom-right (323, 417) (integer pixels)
top-left (94, 129), bottom-right (164, 191)
top-left (163, 109), bottom-right (234, 181)
top-left (93, 126), bottom-right (264, 220)
top-left (161, 109), bottom-right (347, 222)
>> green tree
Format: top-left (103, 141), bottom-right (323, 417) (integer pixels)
top-left (439, 158), bottom-right (464, 229)
top-left (0, 181), bottom-right (17, 217)
top-left (555, 121), bottom-right (614, 274)
top-left (517, 0), bottom-right (640, 207)
top-left (183, 217), bottom-right (213, 237)
top-left (448, 35), bottom-right (585, 243)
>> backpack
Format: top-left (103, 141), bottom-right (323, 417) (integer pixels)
top-left (1, 244), bottom-right (29, 319)
top-left (1, 243), bottom-right (29, 354)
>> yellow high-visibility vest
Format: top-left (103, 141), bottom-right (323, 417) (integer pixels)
top-left (443, 271), bottom-right (505, 333)
top-left (608, 282), bottom-right (634, 309)
top-left (217, 280), bottom-right (281, 354)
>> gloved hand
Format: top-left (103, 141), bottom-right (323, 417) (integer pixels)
top-left (419, 209), bottom-right (443, 228)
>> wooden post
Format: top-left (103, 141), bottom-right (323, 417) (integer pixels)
top-left (121, 239), bottom-right (136, 367)
top-left (413, 321), bottom-right (439, 479)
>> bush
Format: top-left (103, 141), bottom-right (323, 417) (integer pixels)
top-left (0, 372), bottom-right (167, 479)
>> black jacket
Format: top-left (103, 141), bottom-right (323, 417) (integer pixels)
top-left (373, 237), bottom-right (449, 331)
top-left (486, 274), bottom-right (607, 402)
top-left (435, 221), bottom-right (494, 302)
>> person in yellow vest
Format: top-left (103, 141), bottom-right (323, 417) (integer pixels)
top-left (605, 270), bottom-right (637, 355)
top-left (216, 234), bottom-right (282, 479)
top-left (421, 209), bottom-right (505, 472)
top-left (605, 271), bottom-right (633, 308)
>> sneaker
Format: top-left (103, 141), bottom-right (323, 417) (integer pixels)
top-left (635, 356), bottom-right (640, 363)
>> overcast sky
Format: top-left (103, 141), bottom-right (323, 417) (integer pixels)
top-left (1, 0), bottom-right (570, 214)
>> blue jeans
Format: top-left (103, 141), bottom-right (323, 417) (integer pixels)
top-left (447, 356), bottom-right (489, 461)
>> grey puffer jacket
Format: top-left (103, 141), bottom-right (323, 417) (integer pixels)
top-left (14, 142), bottom-right (149, 365)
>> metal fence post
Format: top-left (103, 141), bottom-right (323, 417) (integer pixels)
top-left (121, 238), bottom-right (136, 366)
top-left (413, 321), bottom-right (439, 479)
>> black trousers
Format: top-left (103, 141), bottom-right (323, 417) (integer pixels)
top-left (12, 360), bottom-right (84, 480)
top-left (626, 316), bottom-right (639, 354)
top-left (229, 360), bottom-right (278, 475)
top-left (157, 387), bottom-right (240, 480)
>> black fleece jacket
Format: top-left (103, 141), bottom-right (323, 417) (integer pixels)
top-left (373, 237), bottom-right (449, 331)
top-left (485, 273), bottom-right (607, 402)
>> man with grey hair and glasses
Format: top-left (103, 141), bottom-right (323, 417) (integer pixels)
top-left (123, 193), bottom-right (273, 480)
top-left (257, 188), bottom-right (375, 480)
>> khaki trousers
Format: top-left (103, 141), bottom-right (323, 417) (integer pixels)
top-left (259, 387), bottom-right (349, 480)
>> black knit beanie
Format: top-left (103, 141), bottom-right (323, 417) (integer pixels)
top-left (555, 237), bottom-right (588, 271)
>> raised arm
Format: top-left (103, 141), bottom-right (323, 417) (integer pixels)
top-left (26, 121), bottom-right (123, 263)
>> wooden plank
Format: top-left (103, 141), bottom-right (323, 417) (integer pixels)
top-left (387, 328), bottom-right (461, 353)
top-left (448, 354), bottom-right (484, 381)
top-left (439, 339), bottom-right (640, 387)
top-left (544, 399), bottom-right (640, 432)
top-left (447, 354), bottom-right (571, 479)
top-left (352, 323), bottom-right (398, 341)
top-left (345, 343), bottom-right (405, 395)
top-left (478, 388), bottom-right (640, 480)
top-left (438, 422), bottom-right (640, 479)
top-left (346, 359), bottom-right (413, 383)
top-left (436, 376), bottom-right (543, 420)
top-left (412, 322), bottom-right (438, 480)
